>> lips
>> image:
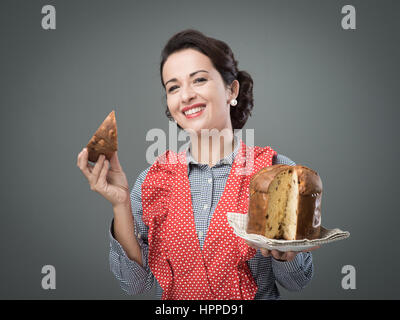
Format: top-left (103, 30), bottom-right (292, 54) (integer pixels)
top-left (182, 103), bottom-right (206, 113)
top-left (182, 103), bottom-right (206, 119)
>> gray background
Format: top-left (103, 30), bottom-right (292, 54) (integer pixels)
top-left (1, 0), bottom-right (399, 299)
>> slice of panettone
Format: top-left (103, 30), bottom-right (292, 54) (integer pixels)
top-left (86, 110), bottom-right (118, 162)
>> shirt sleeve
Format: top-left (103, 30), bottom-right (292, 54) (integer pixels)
top-left (108, 166), bottom-right (155, 295)
top-left (270, 153), bottom-right (315, 291)
top-left (273, 153), bottom-right (296, 166)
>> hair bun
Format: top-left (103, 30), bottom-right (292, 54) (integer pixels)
top-left (231, 70), bottom-right (254, 129)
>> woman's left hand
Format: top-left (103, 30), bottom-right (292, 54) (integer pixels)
top-left (245, 241), bottom-right (320, 262)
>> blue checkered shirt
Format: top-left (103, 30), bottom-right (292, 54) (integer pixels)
top-left (109, 137), bottom-right (314, 299)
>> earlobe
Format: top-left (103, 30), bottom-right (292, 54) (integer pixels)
top-left (227, 80), bottom-right (239, 103)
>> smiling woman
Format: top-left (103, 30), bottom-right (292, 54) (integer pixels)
top-left (163, 49), bottom-right (234, 136)
top-left (81, 29), bottom-right (318, 301)
top-left (159, 30), bottom-right (258, 166)
top-left (160, 29), bottom-right (254, 132)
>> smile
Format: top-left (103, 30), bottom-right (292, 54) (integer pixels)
top-left (183, 104), bottom-right (206, 119)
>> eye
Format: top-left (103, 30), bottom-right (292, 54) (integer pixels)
top-left (168, 85), bottom-right (178, 93)
top-left (167, 78), bottom-right (207, 93)
top-left (194, 77), bottom-right (207, 83)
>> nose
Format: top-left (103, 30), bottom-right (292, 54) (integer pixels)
top-left (180, 83), bottom-right (196, 104)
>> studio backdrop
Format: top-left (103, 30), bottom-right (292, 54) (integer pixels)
top-left (1, 0), bottom-right (399, 299)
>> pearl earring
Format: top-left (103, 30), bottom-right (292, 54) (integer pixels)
top-left (230, 99), bottom-right (237, 107)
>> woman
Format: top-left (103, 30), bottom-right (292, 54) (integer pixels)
top-left (77, 29), bottom-right (318, 300)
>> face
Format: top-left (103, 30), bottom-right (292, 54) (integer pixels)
top-left (162, 48), bottom-right (238, 135)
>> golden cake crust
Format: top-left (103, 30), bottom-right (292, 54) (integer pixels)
top-left (247, 165), bottom-right (322, 240)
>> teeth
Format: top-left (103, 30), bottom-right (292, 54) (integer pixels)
top-left (184, 106), bottom-right (205, 115)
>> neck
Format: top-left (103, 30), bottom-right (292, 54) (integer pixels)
top-left (189, 130), bottom-right (235, 167)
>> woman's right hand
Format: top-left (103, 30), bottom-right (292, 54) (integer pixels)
top-left (77, 148), bottom-right (130, 208)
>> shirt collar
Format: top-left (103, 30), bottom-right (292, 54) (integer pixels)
top-left (184, 135), bottom-right (240, 166)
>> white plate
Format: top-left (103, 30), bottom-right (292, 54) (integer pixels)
top-left (227, 212), bottom-right (350, 252)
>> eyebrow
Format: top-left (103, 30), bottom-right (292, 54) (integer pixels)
top-left (164, 70), bottom-right (209, 87)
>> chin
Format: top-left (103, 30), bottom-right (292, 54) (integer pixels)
top-left (182, 126), bottom-right (203, 136)
top-left (181, 120), bottom-right (206, 133)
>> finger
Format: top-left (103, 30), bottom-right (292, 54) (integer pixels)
top-left (77, 148), bottom-right (85, 168)
top-left (76, 149), bottom-right (82, 166)
top-left (260, 248), bottom-right (271, 257)
top-left (81, 148), bottom-right (95, 174)
top-left (285, 252), bottom-right (297, 261)
top-left (86, 161), bottom-right (94, 174)
top-left (271, 249), bottom-right (285, 260)
top-left (109, 151), bottom-right (122, 172)
top-left (90, 154), bottom-right (106, 186)
top-left (77, 148), bottom-right (91, 178)
top-left (96, 159), bottom-right (109, 190)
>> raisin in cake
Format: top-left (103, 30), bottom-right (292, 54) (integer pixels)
top-left (247, 164), bottom-right (322, 240)
top-left (86, 110), bottom-right (118, 162)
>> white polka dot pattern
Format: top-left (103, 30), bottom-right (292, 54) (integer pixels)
top-left (141, 139), bottom-right (277, 300)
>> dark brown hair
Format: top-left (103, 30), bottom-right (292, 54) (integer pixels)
top-left (160, 29), bottom-right (254, 130)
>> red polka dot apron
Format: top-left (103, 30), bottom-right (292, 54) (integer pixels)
top-left (141, 139), bottom-right (277, 300)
